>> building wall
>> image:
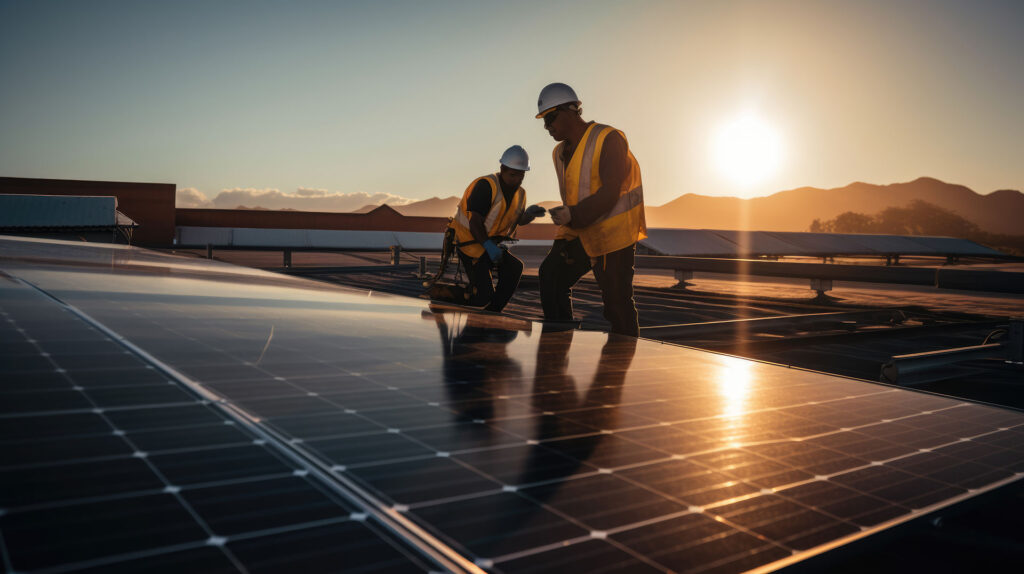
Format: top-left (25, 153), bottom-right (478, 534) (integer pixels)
top-left (0, 177), bottom-right (557, 247)
top-left (0, 177), bottom-right (175, 245)
top-left (177, 206), bottom-right (559, 240)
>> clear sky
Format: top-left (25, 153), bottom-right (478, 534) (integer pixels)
top-left (2, 0), bottom-right (1022, 210)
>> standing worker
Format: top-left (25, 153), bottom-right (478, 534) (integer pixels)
top-left (448, 145), bottom-right (546, 312)
top-left (536, 83), bottom-right (647, 336)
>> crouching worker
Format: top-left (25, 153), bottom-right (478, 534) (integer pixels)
top-left (448, 145), bottom-right (546, 312)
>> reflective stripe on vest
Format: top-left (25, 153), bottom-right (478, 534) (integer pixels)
top-left (552, 145), bottom-right (578, 241)
top-left (561, 123), bottom-right (646, 256)
top-left (449, 173), bottom-right (526, 259)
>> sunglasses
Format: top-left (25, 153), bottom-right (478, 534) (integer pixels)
top-left (543, 106), bottom-right (570, 127)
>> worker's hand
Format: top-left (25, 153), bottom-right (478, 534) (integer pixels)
top-left (549, 205), bottom-right (572, 226)
top-left (520, 204), bottom-right (546, 225)
top-left (526, 204), bottom-right (546, 218)
top-left (482, 240), bottom-right (503, 264)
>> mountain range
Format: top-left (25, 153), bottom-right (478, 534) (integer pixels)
top-left (356, 177), bottom-right (1022, 235)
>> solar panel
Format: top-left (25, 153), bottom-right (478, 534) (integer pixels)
top-left (641, 229), bottom-right (1006, 258)
top-left (686, 230), bottom-right (811, 256)
top-left (2, 235), bottom-right (1023, 574)
top-left (765, 232), bottom-right (875, 255)
top-left (641, 229), bottom-right (744, 257)
top-left (904, 235), bottom-right (1004, 257)
top-left (0, 194), bottom-right (118, 228)
top-left (0, 272), bottom-right (452, 573)
top-left (825, 233), bottom-right (939, 255)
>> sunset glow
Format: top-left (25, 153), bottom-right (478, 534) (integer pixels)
top-left (712, 113), bottom-right (784, 189)
top-left (1, 1), bottom-right (1020, 206)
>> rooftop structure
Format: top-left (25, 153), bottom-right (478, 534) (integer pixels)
top-left (0, 177), bottom-right (175, 245)
top-left (0, 194), bottom-right (138, 243)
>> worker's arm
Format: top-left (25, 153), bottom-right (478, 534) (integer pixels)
top-left (465, 179), bottom-right (493, 244)
top-left (567, 130), bottom-right (627, 228)
top-left (467, 212), bottom-right (489, 245)
top-left (465, 180), bottom-right (503, 262)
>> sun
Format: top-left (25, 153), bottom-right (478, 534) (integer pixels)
top-left (711, 113), bottom-right (783, 188)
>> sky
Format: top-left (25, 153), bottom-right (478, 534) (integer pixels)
top-left (1, 0), bottom-right (1022, 211)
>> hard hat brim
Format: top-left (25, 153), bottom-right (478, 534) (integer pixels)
top-left (535, 101), bottom-right (580, 119)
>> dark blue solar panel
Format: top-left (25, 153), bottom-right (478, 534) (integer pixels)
top-left (0, 272), bottom-right (445, 573)
top-left (2, 236), bottom-right (1023, 574)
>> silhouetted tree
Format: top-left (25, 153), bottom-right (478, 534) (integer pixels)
top-left (874, 200), bottom-right (979, 236)
top-left (811, 201), bottom-right (978, 236)
top-left (833, 211), bottom-right (876, 233)
top-left (808, 200), bottom-right (1023, 255)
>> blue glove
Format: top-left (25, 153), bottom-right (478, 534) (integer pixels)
top-left (482, 240), bottom-right (503, 263)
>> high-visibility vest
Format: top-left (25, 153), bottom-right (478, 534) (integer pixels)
top-left (554, 123), bottom-right (646, 257)
top-left (449, 173), bottom-right (526, 259)
top-left (551, 144), bottom-right (579, 243)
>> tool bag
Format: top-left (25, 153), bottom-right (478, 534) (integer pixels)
top-left (423, 223), bottom-right (475, 303)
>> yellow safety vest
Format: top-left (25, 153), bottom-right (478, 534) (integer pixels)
top-left (554, 123), bottom-right (646, 257)
top-left (551, 144), bottom-right (579, 242)
top-left (449, 173), bottom-right (526, 259)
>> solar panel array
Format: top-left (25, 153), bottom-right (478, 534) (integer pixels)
top-left (2, 235), bottom-right (1023, 573)
top-left (178, 226), bottom-right (1002, 259)
top-left (641, 229), bottom-right (1004, 258)
top-left (177, 227), bottom-right (552, 250)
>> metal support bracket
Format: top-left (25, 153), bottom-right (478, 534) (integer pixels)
top-left (672, 269), bottom-right (693, 289)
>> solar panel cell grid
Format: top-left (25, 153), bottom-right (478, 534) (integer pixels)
top-left (3, 237), bottom-right (1023, 574)
top-left (26, 292), bottom-right (1018, 573)
top-left (0, 280), bottom-right (440, 573)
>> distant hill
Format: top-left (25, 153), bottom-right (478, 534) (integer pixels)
top-left (645, 177), bottom-right (1023, 235)
top-left (348, 178), bottom-right (1021, 235)
top-left (367, 198), bottom-right (561, 217)
top-left (354, 196), bottom-right (460, 217)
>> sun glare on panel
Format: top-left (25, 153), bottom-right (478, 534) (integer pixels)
top-left (711, 112), bottom-right (783, 189)
top-left (716, 357), bottom-right (754, 421)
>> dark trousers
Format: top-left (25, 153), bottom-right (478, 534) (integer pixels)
top-left (591, 243), bottom-right (639, 337)
top-left (457, 249), bottom-right (523, 312)
top-left (539, 238), bottom-right (592, 322)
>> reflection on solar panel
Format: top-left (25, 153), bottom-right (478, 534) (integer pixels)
top-left (2, 235), bottom-right (1023, 573)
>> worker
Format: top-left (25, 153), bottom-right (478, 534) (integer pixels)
top-left (536, 83), bottom-right (647, 336)
top-left (448, 145), bottom-right (546, 312)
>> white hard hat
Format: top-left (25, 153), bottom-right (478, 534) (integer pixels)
top-left (536, 83), bottom-right (580, 118)
top-left (499, 145), bottom-right (530, 171)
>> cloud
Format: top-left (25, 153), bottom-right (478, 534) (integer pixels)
top-left (175, 187), bottom-right (416, 212)
top-left (176, 187), bottom-right (213, 208)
